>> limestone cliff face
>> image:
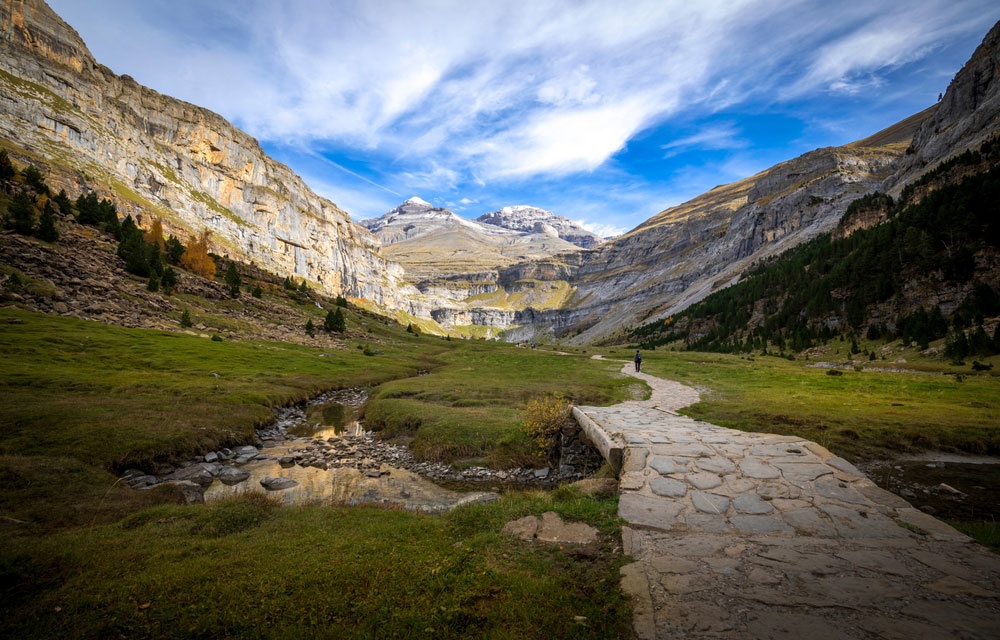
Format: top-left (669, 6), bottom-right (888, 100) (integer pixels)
top-left (0, 0), bottom-right (415, 307)
top-left (887, 21), bottom-right (1000, 192)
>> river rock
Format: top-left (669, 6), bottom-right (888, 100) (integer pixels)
top-left (260, 476), bottom-right (298, 491)
top-left (219, 467), bottom-right (250, 485)
top-left (167, 465), bottom-right (214, 487)
top-left (160, 480), bottom-right (205, 504)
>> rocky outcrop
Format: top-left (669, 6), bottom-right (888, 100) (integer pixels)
top-left (888, 21), bottom-right (1000, 191)
top-left (0, 0), bottom-right (416, 309)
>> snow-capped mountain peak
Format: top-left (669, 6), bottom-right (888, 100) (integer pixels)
top-left (477, 206), bottom-right (604, 249)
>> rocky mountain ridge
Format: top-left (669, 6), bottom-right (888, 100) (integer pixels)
top-left (0, 0), bottom-right (417, 310)
top-left (476, 205), bottom-right (605, 248)
top-left (358, 197), bottom-right (585, 326)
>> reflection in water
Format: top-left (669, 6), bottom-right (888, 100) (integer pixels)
top-left (204, 423), bottom-right (497, 513)
top-left (288, 403), bottom-right (363, 438)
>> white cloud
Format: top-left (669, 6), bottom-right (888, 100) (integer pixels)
top-left (572, 219), bottom-right (627, 239)
top-left (465, 97), bottom-right (659, 179)
top-left (47, 0), bottom-right (1000, 231)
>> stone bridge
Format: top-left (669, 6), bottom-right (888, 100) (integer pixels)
top-left (573, 361), bottom-right (1000, 639)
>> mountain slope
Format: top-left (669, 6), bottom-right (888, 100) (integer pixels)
top-left (0, 0), bottom-right (413, 309)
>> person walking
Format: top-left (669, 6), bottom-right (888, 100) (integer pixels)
top-left (634, 349), bottom-right (642, 372)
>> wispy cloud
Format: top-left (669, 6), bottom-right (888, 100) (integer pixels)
top-left (662, 123), bottom-right (747, 158)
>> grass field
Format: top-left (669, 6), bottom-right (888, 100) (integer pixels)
top-left (3, 307), bottom-right (999, 636)
top-left (0, 309), bottom-right (634, 638)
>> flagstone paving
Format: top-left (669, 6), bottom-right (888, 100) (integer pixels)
top-left (575, 361), bottom-right (1000, 639)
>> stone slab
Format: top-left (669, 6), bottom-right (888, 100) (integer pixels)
top-left (619, 493), bottom-right (685, 530)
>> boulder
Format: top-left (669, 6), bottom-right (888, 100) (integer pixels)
top-left (219, 467), bottom-right (251, 486)
top-left (260, 476), bottom-right (298, 491)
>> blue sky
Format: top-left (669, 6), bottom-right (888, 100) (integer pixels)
top-left (48, 0), bottom-right (999, 235)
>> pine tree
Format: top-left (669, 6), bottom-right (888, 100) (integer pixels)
top-left (0, 149), bottom-right (14, 180)
top-left (147, 274), bottom-right (159, 292)
top-left (298, 279), bottom-right (309, 294)
top-left (52, 189), bottom-right (73, 217)
top-left (305, 318), bottom-right (315, 338)
top-left (117, 216), bottom-right (151, 276)
top-left (251, 284), bottom-right (263, 298)
top-left (9, 191), bottom-right (35, 235)
top-left (335, 295), bottom-right (348, 308)
top-left (21, 165), bottom-right (48, 195)
top-left (180, 309), bottom-right (192, 328)
top-left (75, 192), bottom-right (102, 225)
top-left (224, 262), bottom-right (241, 298)
top-left (324, 308), bottom-right (346, 333)
top-left (160, 267), bottom-right (177, 295)
top-left (37, 199), bottom-right (58, 241)
top-left (165, 236), bottom-right (185, 264)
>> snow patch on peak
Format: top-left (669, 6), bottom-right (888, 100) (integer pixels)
top-left (404, 196), bottom-right (431, 206)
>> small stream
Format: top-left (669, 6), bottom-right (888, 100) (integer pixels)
top-left (203, 389), bottom-right (499, 513)
top-left (131, 388), bottom-right (598, 512)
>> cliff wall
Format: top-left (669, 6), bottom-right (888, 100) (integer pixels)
top-left (0, 0), bottom-right (415, 307)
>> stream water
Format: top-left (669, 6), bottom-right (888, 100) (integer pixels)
top-left (860, 455), bottom-right (1000, 522)
top-left (201, 390), bottom-right (498, 513)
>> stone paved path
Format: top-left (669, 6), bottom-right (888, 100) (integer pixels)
top-left (575, 361), bottom-right (1000, 639)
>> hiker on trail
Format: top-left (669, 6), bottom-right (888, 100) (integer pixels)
top-left (634, 350), bottom-right (642, 372)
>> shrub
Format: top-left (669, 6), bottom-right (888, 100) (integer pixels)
top-left (180, 309), bottom-right (192, 328)
top-left (826, 369), bottom-right (844, 376)
top-left (251, 284), bottom-right (262, 298)
top-left (520, 394), bottom-right (570, 462)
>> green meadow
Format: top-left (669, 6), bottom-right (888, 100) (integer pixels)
top-left (2, 308), bottom-right (998, 637)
